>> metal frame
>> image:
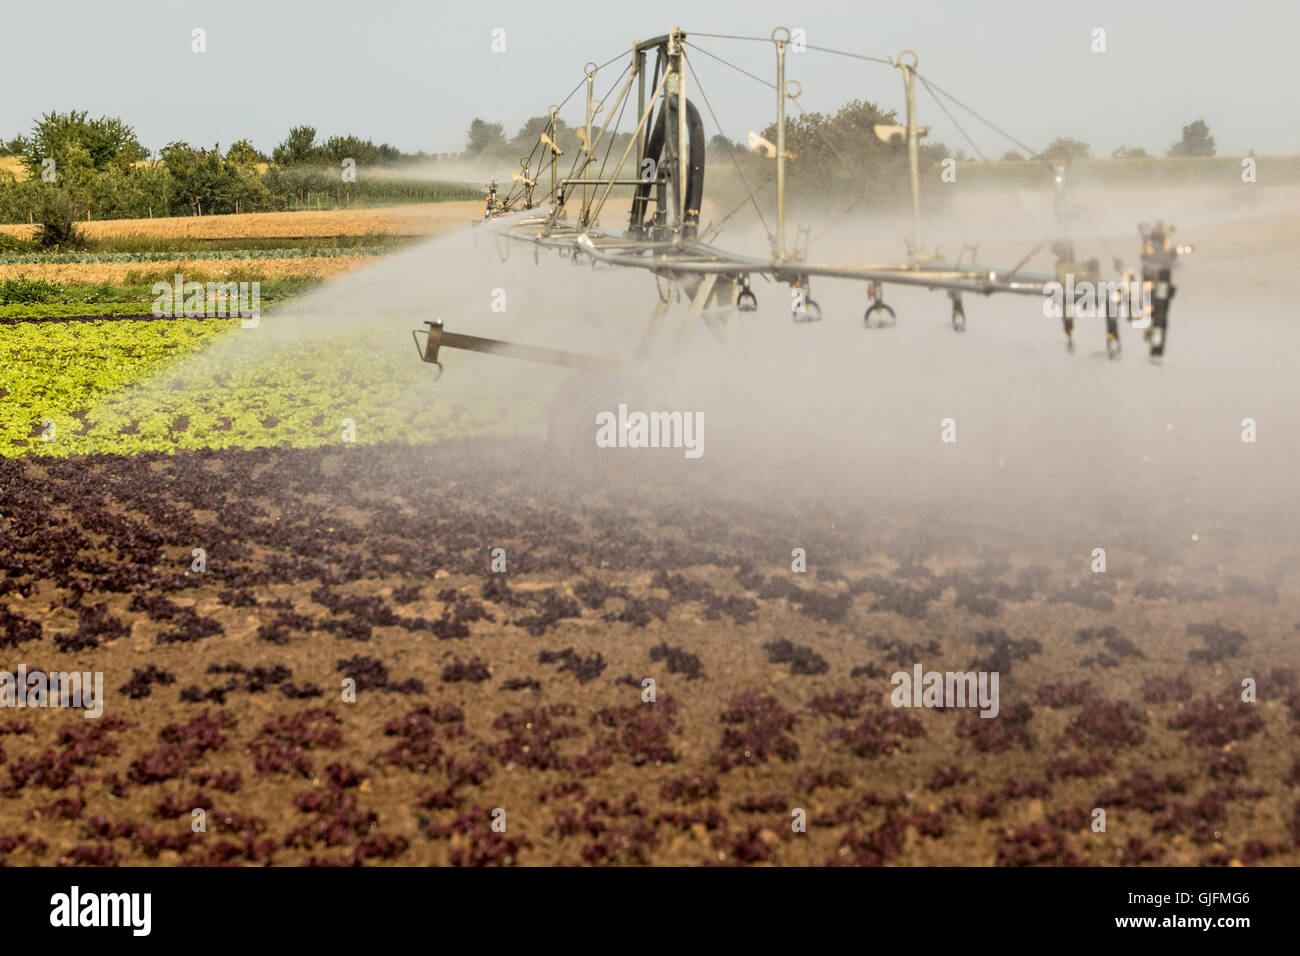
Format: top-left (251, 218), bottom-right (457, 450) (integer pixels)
top-left (425, 27), bottom-right (1189, 374)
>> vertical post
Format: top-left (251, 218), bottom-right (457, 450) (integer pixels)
top-left (653, 47), bottom-right (669, 231)
top-left (675, 31), bottom-right (687, 219)
top-left (774, 28), bottom-right (789, 261)
top-left (665, 31), bottom-right (686, 230)
top-left (584, 66), bottom-right (595, 221)
top-left (549, 106), bottom-right (559, 205)
top-left (664, 29), bottom-right (685, 232)
top-left (899, 51), bottom-right (921, 261)
top-left (636, 47), bottom-right (646, 170)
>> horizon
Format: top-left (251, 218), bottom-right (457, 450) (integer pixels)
top-left (3, 0), bottom-right (1297, 159)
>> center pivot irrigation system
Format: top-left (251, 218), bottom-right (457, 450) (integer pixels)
top-left (414, 27), bottom-right (1192, 380)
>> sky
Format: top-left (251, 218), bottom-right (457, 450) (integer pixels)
top-left (3, 0), bottom-right (1297, 159)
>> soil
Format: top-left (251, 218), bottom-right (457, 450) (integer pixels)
top-left (1, 440), bottom-right (1296, 866)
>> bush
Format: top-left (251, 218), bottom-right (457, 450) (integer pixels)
top-left (30, 189), bottom-right (85, 249)
top-left (0, 274), bottom-right (64, 304)
top-left (0, 231), bottom-right (32, 254)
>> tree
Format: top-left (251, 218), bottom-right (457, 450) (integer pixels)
top-left (160, 142), bottom-right (242, 216)
top-left (21, 111), bottom-right (145, 178)
top-left (41, 141), bottom-right (99, 217)
top-left (506, 116), bottom-right (585, 164)
top-left (466, 119), bottom-right (507, 156)
top-left (1038, 137), bottom-right (1091, 161)
top-left (754, 99), bottom-right (942, 211)
top-left (98, 161), bottom-right (172, 219)
top-left (1111, 145), bottom-right (1149, 159)
top-left (216, 143), bottom-right (272, 212)
top-left (999, 150), bottom-right (1025, 161)
top-left (226, 164), bottom-right (271, 214)
top-left (1167, 120), bottom-right (1215, 157)
top-left (30, 188), bottom-right (85, 249)
top-left (707, 134), bottom-right (736, 153)
top-left (272, 126), bottom-right (321, 166)
top-left (226, 139), bottom-right (264, 168)
top-left (510, 116), bottom-right (544, 154)
top-left (320, 134), bottom-right (404, 167)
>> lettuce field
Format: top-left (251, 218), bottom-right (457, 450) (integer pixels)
top-left (0, 314), bottom-right (523, 457)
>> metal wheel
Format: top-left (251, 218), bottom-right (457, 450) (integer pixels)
top-left (864, 302), bottom-right (896, 328)
top-left (793, 299), bottom-right (822, 323)
top-left (546, 372), bottom-right (655, 484)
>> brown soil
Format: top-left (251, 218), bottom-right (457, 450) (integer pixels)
top-left (0, 442), bottom-right (1296, 867)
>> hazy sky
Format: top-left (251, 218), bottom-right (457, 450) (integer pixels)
top-left (4, 0), bottom-right (1297, 158)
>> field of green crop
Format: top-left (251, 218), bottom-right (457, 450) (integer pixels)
top-left (0, 315), bottom-right (532, 457)
top-left (0, 246), bottom-right (393, 265)
top-left (0, 196), bottom-right (551, 459)
top-left (0, 319), bottom-right (231, 452)
top-left (0, 273), bottom-right (323, 320)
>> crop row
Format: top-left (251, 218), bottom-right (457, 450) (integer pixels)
top-left (0, 257), bottom-right (371, 285)
top-left (0, 316), bottom-right (534, 457)
top-left (0, 246), bottom-right (392, 265)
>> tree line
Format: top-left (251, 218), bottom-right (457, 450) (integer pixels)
top-left (0, 111), bottom-right (473, 228)
top-left (463, 106), bottom-right (1222, 213)
top-left (999, 120), bottom-right (1219, 161)
top-left (0, 106), bottom-right (1224, 234)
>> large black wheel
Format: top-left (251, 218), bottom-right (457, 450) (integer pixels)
top-left (546, 371), bottom-right (661, 485)
top-left (547, 371), bottom-right (603, 460)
